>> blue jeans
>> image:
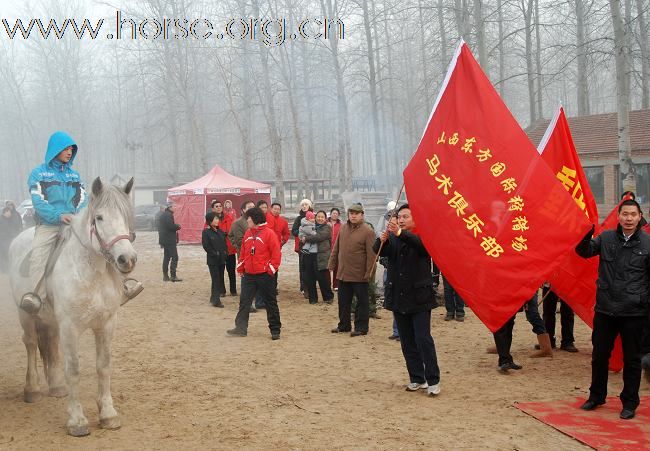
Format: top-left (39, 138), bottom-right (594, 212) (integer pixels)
top-left (524, 293), bottom-right (545, 335)
top-left (392, 316), bottom-right (399, 337)
top-left (443, 276), bottom-right (464, 316)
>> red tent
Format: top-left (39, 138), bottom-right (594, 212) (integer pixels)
top-left (167, 165), bottom-right (272, 243)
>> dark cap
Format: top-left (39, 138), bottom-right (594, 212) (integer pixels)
top-left (348, 203), bottom-right (364, 213)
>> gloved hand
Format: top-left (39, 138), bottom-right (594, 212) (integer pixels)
top-left (582, 224), bottom-right (595, 241)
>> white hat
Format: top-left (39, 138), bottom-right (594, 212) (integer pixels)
top-left (386, 201), bottom-right (397, 211)
top-left (300, 198), bottom-right (313, 207)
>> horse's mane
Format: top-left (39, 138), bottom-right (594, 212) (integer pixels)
top-left (84, 184), bottom-right (134, 230)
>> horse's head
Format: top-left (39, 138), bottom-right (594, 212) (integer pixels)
top-left (86, 177), bottom-right (138, 274)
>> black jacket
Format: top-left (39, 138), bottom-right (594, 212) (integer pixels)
top-left (291, 210), bottom-right (307, 237)
top-left (202, 227), bottom-right (228, 266)
top-left (158, 209), bottom-right (180, 247)
top-left (373, 230), bottom-right (435, 314)
top-left (576, 225), bottom-right (650, 317)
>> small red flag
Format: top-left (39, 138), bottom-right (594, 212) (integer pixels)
top-left (403, 42), bottom-right (592, 332)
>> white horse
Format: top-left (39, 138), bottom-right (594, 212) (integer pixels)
top-left (9, 177), bottom-right (137, 437)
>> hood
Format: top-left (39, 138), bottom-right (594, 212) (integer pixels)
top-left (45, 131), bottom-right (77, 166)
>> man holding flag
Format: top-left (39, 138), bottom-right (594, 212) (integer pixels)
top-left (576, 199), bottom-right (650, 420)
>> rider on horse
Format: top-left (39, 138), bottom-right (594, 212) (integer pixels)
top-left (20, 131), bottom-right (142, 314)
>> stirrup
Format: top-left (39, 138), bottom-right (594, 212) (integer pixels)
top-left (122, 278), bottom-right (144, 305)
top-left (20, 292), bottom-right (43, 314)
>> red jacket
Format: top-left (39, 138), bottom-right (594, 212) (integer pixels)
top-left (218, 213), bottom-right (236, 255)
top-left (236, 224), bottom-right (281, 275)
top-left (329, 218), bottom-right (342, 246)
top-left (269, 213), bottom-right (290, 246)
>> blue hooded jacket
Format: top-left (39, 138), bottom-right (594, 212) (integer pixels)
top-left (28, 131), bottom-right (88, 225)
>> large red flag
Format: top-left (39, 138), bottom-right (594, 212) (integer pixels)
top-left (537, 107), bottom-right (623, 371)
top-left (403, 41), bottom-right (592, 332)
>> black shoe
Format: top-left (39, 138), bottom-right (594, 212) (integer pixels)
top-left (226, 328), bottom-right (247, 337)
top-left (498, 362), bottom-right (523, 372)
top-left (170, 276), bottom-right (183, 282)
top-left (560, 343), bottom-right (579, 353)
top-left (331, 327), bottom-right (350, 333)
top-left (620, 408), bottom-right (635, 419)
top-left (211, 302), bottom-right (224, 308)
top-left (230, 292), bottom-right (238, 296)
top-left (271, 333), bottom-right (280, 340)
top-left (580, 400), bottom-right (605, 411)
top-left (309, 300), bottom-right (318, 304)
top-left (350, 330), bottom-right (368, 337)
top-left (249, 307), bottom-right (257, 313)
top-left (444, 314), bottom-right (454, 321)
top-left (455, 315), bottom-right (465, 322)
top-left (388, 334), bottom-right (400, 340)
top-left (163, 275), bottom-right (170, 282)
top-left (324, 298), bottom-right (334, 305)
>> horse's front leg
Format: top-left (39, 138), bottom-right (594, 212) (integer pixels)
top-left (94, 316), bottom-right (120, 430)
top-left (18, 311), bottom-right (42, 403)
top-left (59, 321), bottom-right (89, 437)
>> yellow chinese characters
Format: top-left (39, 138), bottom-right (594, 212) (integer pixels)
top-left (501, 177), bottom-right (518, 194)
top-left (461, 137), bottom-right (476, 154)
top-left (448, 132), bottom-right (460, 146)
top-left (437, 132), bottom-right (446, 144)
top-left (481, 236), bottom-right (504, 258)
top-left (490, 162), bottom-right (506, 177)
top-left (556, 166), bottom-right (587, 212)
top-left (512, 235), bottom-right (528, 252)
top-left (427, 154), bottom-right (441, 176)
top-left (463, 214), bottom-right (484, 238)
top-left (508, 196), bottom-right (524, 211)
top-left (448, 192), bottom-right (468, 216)
top-left (511, 216), bottom-right (529, 231)
top-left (435, 174), bottom-right (453, 195)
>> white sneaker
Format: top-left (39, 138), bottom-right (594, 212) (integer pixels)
top-left (427, 383), bottom-right (441, 396)
top-left (405, 382), bottom-right (428, 391)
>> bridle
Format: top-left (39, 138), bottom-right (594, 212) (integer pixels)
top-left (70, 217), bottom-right (135, 265)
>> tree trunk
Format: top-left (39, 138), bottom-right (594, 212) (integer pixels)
top-left (474, 0), bottom-right (488, 69)
top-left (439, 0), bottom-right (449, 78)
top-left (523, 0), bottom-right (537, 124)
top-left (636, 0), bottom-right (650, 108)
top-left (575, 0), bottom-right (590, 115)
top-left (497, 0), bottom-right (505, 97)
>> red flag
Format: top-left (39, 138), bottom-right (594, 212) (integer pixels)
top-left (536, 107), bottom-right (623, 371)
top-left (403, 41), bottom-right (592, 332)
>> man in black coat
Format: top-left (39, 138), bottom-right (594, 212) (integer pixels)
top-left (576, 199), bottom-right (650, 420)
top-left (158, 202), bottom-right (182, 282)
top-left (373, 203), bottom-right (440, 396)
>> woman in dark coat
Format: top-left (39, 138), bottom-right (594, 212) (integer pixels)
top-left (303, 210), bottom-right (335, 304)
top-left (202, 211), bottom-right (228, 307)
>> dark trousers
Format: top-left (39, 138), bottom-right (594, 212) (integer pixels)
top-left (443, 276), bottom-right (464, 316)
top-left (298, 252), bottom-right (306, 292)
top-left (337, 281), bottom-right (369, 333)
top-left (541, 287), bottom-right (575, 346)
top-left (208, 264), bottom-right (224, 304)
top-left (162, 244), bottom-right (178, 276)
top-left (222, 254), bottom-right (237, 295)
top-left (304, 253), bottom-right (334, 303)
top-left (494, 314), bottom-right (516, 366)
top-left (234, 273), bottom-right (281, 334)
top-left (394, 310), bottom-right (440, 385)
top-left (589, 312), bottom-right (646, 410)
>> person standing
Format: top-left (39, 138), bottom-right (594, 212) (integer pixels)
top-left (227, 207), bottom-right (282, 340)
top-left (328, 203), bottom-right (376, 336)
top-left (202, 211), bottom-right (227, 307)
top-left (212, 200), bottom-right (237, 296)
top-left (228, 200), bottom-right (255, 253)
top-left (158, 202), bottom-right (182, 282)
top-left (576, 199), bottom-right (650, 420)
top-left (442, 275), bottom-right (465, 322)
top-left (374, 203), bottom-right (440, 395)
top-left (540, 285), bottom-right (578, 352)
top-left (328, 207), bottom-right (342, 291)
top-left (292, 198), bottom-right (313, 297)
top-left (303, 211), bottom-right (335, 304)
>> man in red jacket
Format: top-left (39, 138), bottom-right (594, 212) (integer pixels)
top-left (227, 207), bottom-right (282, 340)
top-left (270, 202), bottom-right (290, 246)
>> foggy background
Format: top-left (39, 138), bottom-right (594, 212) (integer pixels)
top-left (0, 0), bottom-right (642, 204)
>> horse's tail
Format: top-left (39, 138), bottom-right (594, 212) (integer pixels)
top-left (35, 322), bottom-right (51, 378)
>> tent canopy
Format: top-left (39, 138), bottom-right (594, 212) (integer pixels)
top-left (167, 165), bottom-right (272, 243)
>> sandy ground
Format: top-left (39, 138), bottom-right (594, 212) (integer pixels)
top-left (0, 231), bottom-right (647, 450)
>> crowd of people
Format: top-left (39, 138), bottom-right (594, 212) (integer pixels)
top-left (9, 131), bottom-right (650, 419)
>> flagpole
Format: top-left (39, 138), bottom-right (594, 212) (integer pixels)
top-left (372, 182), bottom-right (406, 270)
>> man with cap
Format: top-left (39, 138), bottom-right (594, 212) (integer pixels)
top-left (158, 202), bottom-right (182, 282)
top-left (328, 203), bottom-right (377, 336)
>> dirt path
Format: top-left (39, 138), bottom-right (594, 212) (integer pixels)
top-left (0, 231), bottom-right (639, 449)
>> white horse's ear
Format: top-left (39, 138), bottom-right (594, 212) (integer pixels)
top-left (124, 177), bottom-right (134, 195)
top-left (92, 177), bottom-right (103, 197)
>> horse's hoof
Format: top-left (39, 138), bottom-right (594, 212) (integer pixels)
top-left (24, 390), bottom-right (42, 403)
top-left (100, 416), bottom-right (121, 430)
top-left (48, 386), bottom-right (68, 398)
top-left (67, 424), bottom-right (90, 437)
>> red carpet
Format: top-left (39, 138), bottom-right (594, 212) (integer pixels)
top-left (516, 396), bottom-right (650, 450)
